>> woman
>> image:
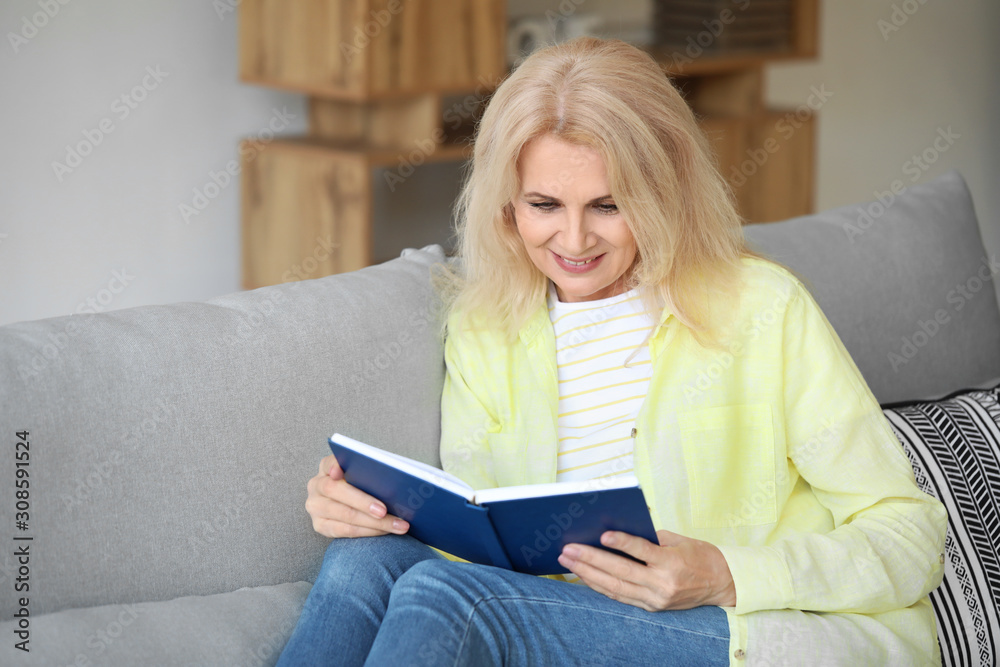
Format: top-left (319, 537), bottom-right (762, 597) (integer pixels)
top-left (278, 37), bottom-right (947, 666)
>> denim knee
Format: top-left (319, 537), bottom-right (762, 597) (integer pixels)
top-left (313, 534), bottom-right (438, 587)
top-left (390, 559), bottom-right (488, 610)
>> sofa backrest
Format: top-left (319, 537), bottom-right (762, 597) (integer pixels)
top-left (744, 170), bottom-right (1000, 404)
top-left (1, 170), bottom-right (996, 621)
top-left (0, 245), bottom-right (449, 619)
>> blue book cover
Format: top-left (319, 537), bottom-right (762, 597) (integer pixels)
top-left (329, 433), bottom-right (658, 575)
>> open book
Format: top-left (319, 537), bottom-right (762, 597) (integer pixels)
top-left (329, 433), bottom-right (658, 575)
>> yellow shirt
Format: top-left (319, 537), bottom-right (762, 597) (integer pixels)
top-left (440, 257), bottom-right (947, 666)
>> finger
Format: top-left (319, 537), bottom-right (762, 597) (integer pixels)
top-left (560, 541), bottom-right (650, 588)
top-left (307, 493), bottom-right (409, 535)
top-left (599, 531), bottom-right (660, 569)
top-left (315, 517), bottom-right (391, 539)
top-left (560, 553), bottom-right (657, 610)
top-left (320, 455), bottom-right (343, 479)
top-left (655, 529), bottom-right (685, 547)
top-left (317, 473), bottom-right (389, 519)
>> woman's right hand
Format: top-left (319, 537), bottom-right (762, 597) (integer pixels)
top-left (305, 455), bottom-right (410, 538)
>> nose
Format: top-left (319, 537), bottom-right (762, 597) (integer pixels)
top-left (562, 207), bottom-right (593, 255)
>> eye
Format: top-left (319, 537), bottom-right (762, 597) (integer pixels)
top-left (595, 203), bottom-right (619, 215)
top-left (528, 201), bottom-right (558, 212)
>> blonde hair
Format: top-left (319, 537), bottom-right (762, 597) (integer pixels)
top-left (438, 36), bottom-right (771, 351)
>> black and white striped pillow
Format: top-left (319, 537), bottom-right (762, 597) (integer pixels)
top-left (882, 383), bottom-right (1000, 667)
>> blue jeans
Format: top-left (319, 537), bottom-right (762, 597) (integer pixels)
top-left (277, 534), bottom-right (730, 666)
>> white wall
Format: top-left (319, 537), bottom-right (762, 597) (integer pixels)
top-left (0, 0), bottom-right (307, 326)
top-left (2, 0), bottom-right (997, 327)
top-left (766, 0), bottom-right (1000, 265)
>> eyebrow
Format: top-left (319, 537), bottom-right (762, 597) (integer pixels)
top-left (521, 192), bottom-right (614, 204)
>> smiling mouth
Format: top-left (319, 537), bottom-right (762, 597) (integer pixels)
top-left (557, 254), bottom-right (602, 266)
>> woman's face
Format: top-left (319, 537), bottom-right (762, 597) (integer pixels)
top-left (512, 134), bottom-right (637, 303)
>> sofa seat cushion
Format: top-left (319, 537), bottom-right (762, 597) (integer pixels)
top-left (883, 382), bottom-right (1000, 667)
top-left (0, 581), bottom-right (310, 666)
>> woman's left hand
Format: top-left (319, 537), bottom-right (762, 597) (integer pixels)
top-left (557, 529), bottom-right (737, 611)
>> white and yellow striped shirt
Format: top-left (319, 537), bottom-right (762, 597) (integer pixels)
top-left (547, 282), bottom-right (658, 483)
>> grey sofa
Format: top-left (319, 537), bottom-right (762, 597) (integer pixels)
top-left (1, 170), bottom-right (998, 666)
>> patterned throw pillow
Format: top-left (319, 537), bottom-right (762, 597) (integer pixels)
top-left (882, 383), bottom-right (1000, 667)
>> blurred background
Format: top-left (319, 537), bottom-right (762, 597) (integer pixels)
top-left (1, 0), bottom-right (997, 326)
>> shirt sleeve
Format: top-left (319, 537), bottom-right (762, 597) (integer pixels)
top-left (716, 282), bottom-right (948, 615)
top-left (439, 314), bottom-right (499, 491)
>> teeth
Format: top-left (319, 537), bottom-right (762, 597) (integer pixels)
top-left (562, 256), bottom-right (597, 266)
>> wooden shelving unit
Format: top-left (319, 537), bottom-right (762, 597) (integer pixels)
top-left (239, 0), bottom-right (819, 289)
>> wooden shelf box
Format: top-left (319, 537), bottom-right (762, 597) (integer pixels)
top-left (239, 0), bottom-right (818, 289)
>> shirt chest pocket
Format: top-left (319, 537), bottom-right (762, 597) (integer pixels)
top-left (678, 403), bottom-right (777, 528)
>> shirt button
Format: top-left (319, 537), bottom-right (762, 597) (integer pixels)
top-left (734, 648), bottom-right (745, 660)
top-left (630, 427), bottom-right (637, 438)
top-left (939, 553), bottom-right (945, 564)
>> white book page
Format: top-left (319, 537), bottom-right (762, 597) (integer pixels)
top-left (331, 433), bottom-right (475, 501)
top-left (473, 474), bottom-right (640, 504)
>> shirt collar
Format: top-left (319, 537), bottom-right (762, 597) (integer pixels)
top-left (519, 293), bottom-right (673, 345)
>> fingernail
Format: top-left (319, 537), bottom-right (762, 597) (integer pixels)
top-left (602, 533), bottom-right (616, 547)
top-left (392, 519), bottom-right (408, 534)
top-left (563, 545), bottom-right (580, 558)
top-left (558, 554), bottom-right (574, 567)
top-left (370, 502), bottom-right (386, 517)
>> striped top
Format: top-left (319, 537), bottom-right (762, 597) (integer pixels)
top-left (547, 282), bottom-right (658, 483)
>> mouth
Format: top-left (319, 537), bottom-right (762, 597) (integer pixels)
top-left (552, 251), bottom-right (605, 273)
